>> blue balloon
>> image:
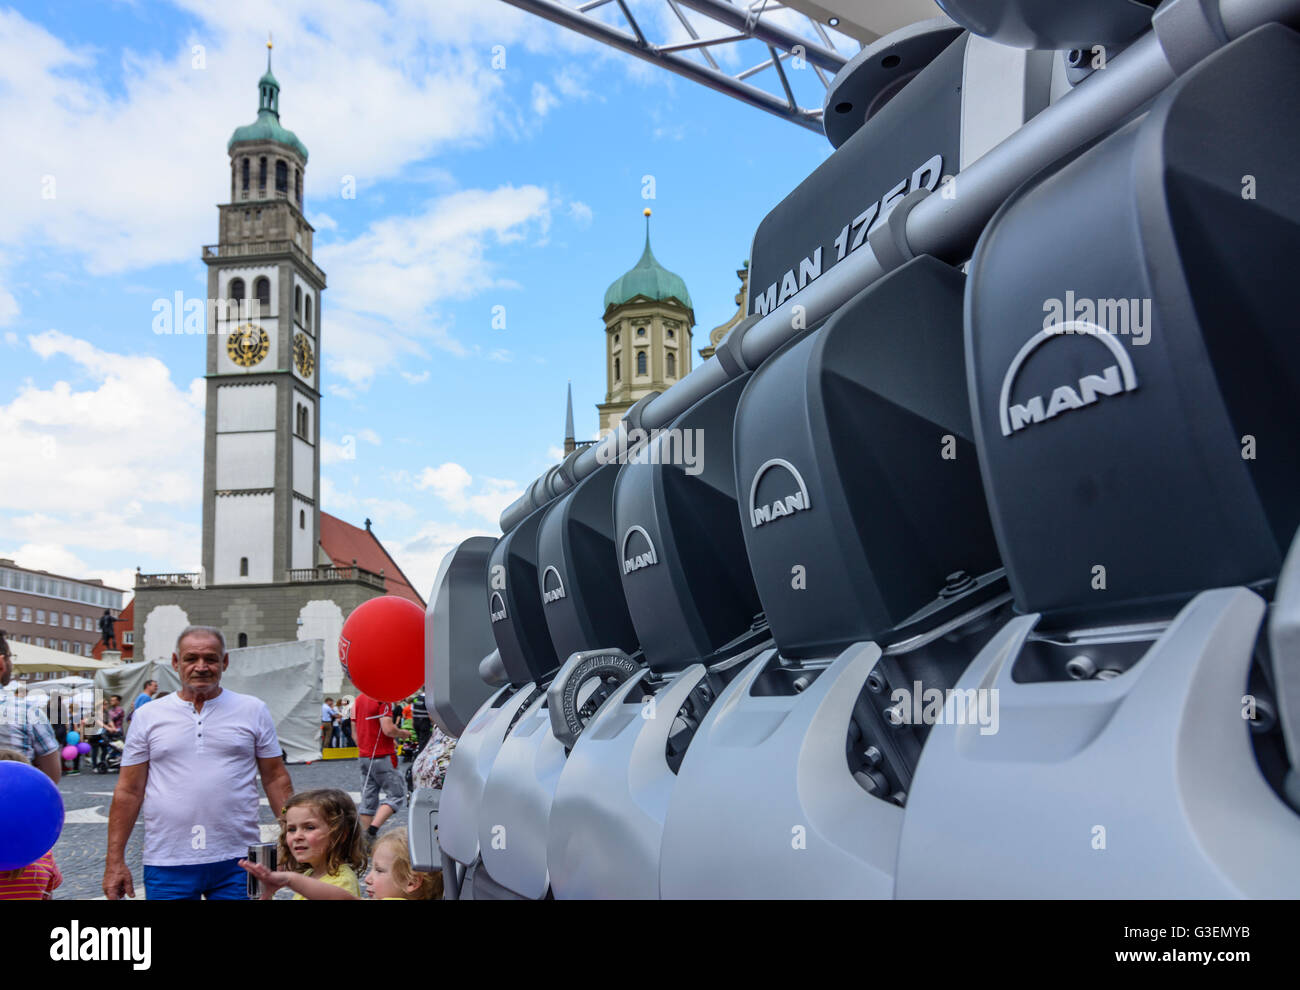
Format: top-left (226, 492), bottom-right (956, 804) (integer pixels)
top-left (0, 762), bottom-right (65, 872)
top-left (66, 731), bottom-right (80, 745)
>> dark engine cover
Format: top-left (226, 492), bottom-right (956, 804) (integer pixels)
top-left (613, 374), bottom-right (763, 673)
top-left (746, 33), bottom-right (965, 320)
top-left (966, 25), bottom-right (1300, 622)
top-left (535, 463), bottom-right (639, 669)
top-left (487, 505), bottom-right (559, 687)
top-left (734, 255), bottom-right (1002, 658)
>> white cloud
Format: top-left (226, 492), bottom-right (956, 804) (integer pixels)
top-left (315, 184), bottom-right (550, 388)
top-left (310, 212), bottom-right (338, 232)
top-left (390, 519), bottom-right (497, 602)
top-left (531, 82), bottom-right (559, 117)
top-left (568, 200), bottom-right (594, 226)
top-left (357, 428), bottom-right (382, 446)
top-left (320, 435), bottom-right (357, 464)
top-left (0, 331), bottom-right (204, 573)
top-left (416, 462), bottom-right (520, 526)
top-left (0, 3), bottom-right (567, 275)
top-left (399, 369), bottom-right (430, 385)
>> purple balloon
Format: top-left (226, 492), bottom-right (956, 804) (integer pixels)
top-left (0, 761), bottom-right (65, 871)
top-left (61, 745), bottom-right (78, 761)
top-left (77, 742), bottom-right (92, 755)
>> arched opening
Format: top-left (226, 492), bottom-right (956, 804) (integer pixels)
top-left (238, 633), bottom-right (248, 648)
top-left (239, 557), bottom-right (249, 577)
top-left (295, 286), bottom-right (302, 317)
top-left (258, 157), bottom-right (267, 192)
top-left (614, 356), bottom-right (621, 381)
top-left (241, 158), bottom-right (250, 191)
top-left (254, 277), bottom-right (270, 312)
top-left (637, 351), bottom-right (647, 376)
top-left (295, 167), bottom-right (302, 204)
top-left (229, 278), bottom-right (245, 303)
top-left (275, 159), bottom-right (288, 193)
top-left (666, 351), bottom-right (676, 377)
top-left (299, 509), bottom-right (306, 529)
top-left (305, 296), bottom-right (312, 328)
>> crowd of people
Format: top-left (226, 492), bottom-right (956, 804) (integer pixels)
top-left (0, 626), bottom-right (455, 901)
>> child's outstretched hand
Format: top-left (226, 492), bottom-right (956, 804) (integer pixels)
top-left (238, 859), bottom-right (294, 900)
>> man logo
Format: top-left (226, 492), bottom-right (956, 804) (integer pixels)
top-left (998, 323), bottom-right (1138, 437)
top-left (621, 525), bottom-right (659, 574)
top-left (748, 458), bottom-right (811, 528)
top-left (489, 591), bottom-right (508, 624)
top-left (541, 565), bottom-right (567, 604)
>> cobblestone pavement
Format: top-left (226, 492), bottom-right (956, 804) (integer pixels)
top-left (49, 757), bottom-right (410, 899)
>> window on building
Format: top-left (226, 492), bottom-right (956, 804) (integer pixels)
top-left (35, 610), bottom-right (44, 625)
top-left (4, 605), bottom-right (14, 621)
top-left (62, 641), bottom-right (69, 653)
top-left (295, 286), bottom-right (302, 318)
top-left (230, 278), bottom-right (245, 307)
top-left (300, 509), bottom-right (305, 529)
top-left (73, 615), bottom-right (82, 630)
top-left (637, 327), bottom-right (646, 337)
top-left (259, 156), bottom-right (267, 190)
top-left (667, 328), bottom-right (675, 339)
top-left (295, 167), bottom-right (302, 204)
top-left (124, 631), bottom-right (134, 646)
top-left (242, 157), bottom-right (250, 191)
top-left (240, 557), bottom-right (249, 577)
top-left (304, 295), bottom-right (312, 328)
top-left (275, 160), bottom-right (288, 193)
top-left (637, 351), bottom-right (647, 376)
top-left (666, 351), bottom-right (676, 377)
top-left (72, 643), bottom-right (81, 656)
top-left (614, 356), bottom-right (621, 381)
top-left (613, 334), bottom-right (619, 346)
top-left (255, 278), bottom-right (270, 311)
top-left (63, 613), bottom-right (70, 627)
top-left (35, 637), bottom-right (43, 648)
top-left (238, 633), bottom-right (248, 648)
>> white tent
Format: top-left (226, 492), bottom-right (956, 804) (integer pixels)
top-left (94, 640), bottom-right (324, 764)
top-left (6, 641), bottom-right (123, 675)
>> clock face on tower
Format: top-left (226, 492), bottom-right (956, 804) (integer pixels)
top-left (227, 324), bottom-right (270, 367)
top-left (293, 332), bottom-right (315, 378)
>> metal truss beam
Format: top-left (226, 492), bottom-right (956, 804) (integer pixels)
top-left (498, 0), bottom-right (857, 133)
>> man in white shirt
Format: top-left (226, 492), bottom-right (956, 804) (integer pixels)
top-left (102, 625), bottom-right (294, 900)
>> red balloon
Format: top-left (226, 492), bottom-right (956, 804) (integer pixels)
top-left (338, 596), bottom-right (425, 702)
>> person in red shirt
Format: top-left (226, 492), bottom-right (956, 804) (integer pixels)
top-left (352, 694), bottom-right (412, 846)
top-left (0, 749), bottom-right (63, 900)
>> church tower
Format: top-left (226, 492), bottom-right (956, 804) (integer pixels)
top-left (597, 210), bottom-right (694, 435)
top-left (201, 39), bottom-right (325, 586)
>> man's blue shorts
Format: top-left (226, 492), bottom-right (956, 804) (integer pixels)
top-left (143, 858), bottom-right (246, 900)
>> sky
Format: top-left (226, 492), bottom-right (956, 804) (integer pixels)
top-left (0, 0), bottom-right (850, 602)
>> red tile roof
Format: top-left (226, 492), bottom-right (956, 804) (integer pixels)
top-left (319, 513), bottom-right (425, 607)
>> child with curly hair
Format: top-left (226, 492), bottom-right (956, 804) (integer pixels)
top-left (364, 827), bottom-right (442, 900)
top-left (239, 788), bottom-right (364, 900)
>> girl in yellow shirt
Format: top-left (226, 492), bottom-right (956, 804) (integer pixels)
top-left (240, 788), bottom-right (364, 900)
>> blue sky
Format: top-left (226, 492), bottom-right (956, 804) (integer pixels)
top-left (0, 0), bottom-right (848, 597)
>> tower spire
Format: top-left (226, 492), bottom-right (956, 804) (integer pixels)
top-left (564, 380), bottom-right (576, 455)
top-left (267, 32), bottom-right (273, 72)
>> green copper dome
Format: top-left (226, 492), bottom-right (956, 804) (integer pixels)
top-left (603, 228), bottom-right (692, 312)
top-left (227, 50), bottom-right (308, 161)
